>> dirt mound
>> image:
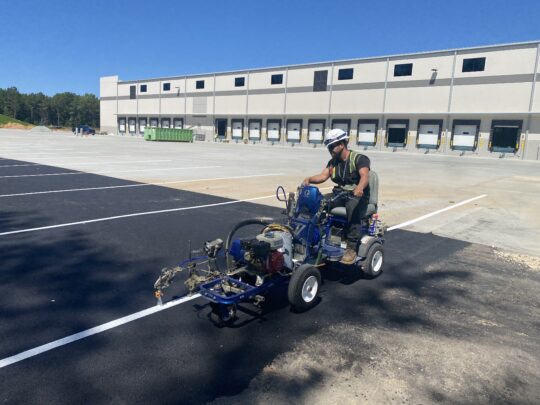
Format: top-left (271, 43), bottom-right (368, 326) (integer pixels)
top-left (30, 126), bottom-right (52, 132)
top-left (0, 122), bottom-right (33, 130)
top-left (494, 249), bottom-right (540, 271)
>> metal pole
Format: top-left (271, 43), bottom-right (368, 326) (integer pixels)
top-left (116, 80), bottom-right (119, 135)
top-left (212, 73), bottom-right (216, 142)
top-left (184, 76), bottom-right (187, 128)
top-left (327, 62), bottom-right (335, 135)
top-left (444, 51), bottom-right (458, 154)
top-left (136, 80), bottom-right (140, 136)
top-left (246, 71), bottom-right (250, 141)
top-left (524, 43), bottom-right (540, 160)
top-left (283, 67), bottom-right (289, 144)
top-left (380, 57), bottom-right (390, 151)
top-left (158, 80), bottom-right (161, 127)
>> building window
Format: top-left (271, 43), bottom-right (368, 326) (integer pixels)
top-left (394, 63), bottom-right (413, 77)
top-left (129, 85), bottom-right (136, 99)
top-left (462, 57), bottom-right (486, 72)
top-left (163, 82), bottom-right (171, 91)
top-left (196, 80), bottom-right (205, 89)
top-left (235, 77), bottom-right (245, 87)
top-left (271, 74), bottom-right (283, 85)
top-left (140, 84), bottom-right (147, 93)
top-left (338, 68), bottom-right (354, 80)
top-left (313, 70), bottom-right (328, 92)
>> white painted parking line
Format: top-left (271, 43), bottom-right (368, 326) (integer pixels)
top-left (3, 155), bottom-right (127, 159)
top-left (0, 164), bottom-right (40, 168)
top-left (387, 194), bottom-right (487, 231)
top-left (0, 192), bottom-right (486, 368)
top-left (0, 150), bottom-right (90, 155)
top-left (0, 165), bottom-right (220, 179)
top-left (0, 173), bottom-right (284, 198)
top-left (0, 293), bottom-right (202, 369)
top-left (0, 159), bottom-right (172, 168)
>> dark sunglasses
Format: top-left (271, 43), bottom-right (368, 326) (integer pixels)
top-left (327, 142), bottom-right (341, 151)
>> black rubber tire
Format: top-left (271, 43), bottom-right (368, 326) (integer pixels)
top-left (288, 264), bottom-right (321, 312)
top-left (210, 303), bottom-right (237, 327)
top-left (363, 243), bottom-right (384, 278)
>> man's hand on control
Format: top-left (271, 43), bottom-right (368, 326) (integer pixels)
top-left (353, 187), bottom-right (364, 198)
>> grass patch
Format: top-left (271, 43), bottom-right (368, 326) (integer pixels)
top-left (0, 114), bottom-right (33, 127)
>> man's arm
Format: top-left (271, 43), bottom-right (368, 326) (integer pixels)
top-left (303, 167), bottom-right (331, 185)
top-left (353, 167), bottom-right (370, 197)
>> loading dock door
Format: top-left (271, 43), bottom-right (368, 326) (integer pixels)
top-left (358, 123), bottom-right (377, 145)
top-left (161, 118), bottom-right (170, 128)
top-left (387, 124), bottom-right (407, 147)
top-left (267, 121), bottom-right (280, 141)
top-left (287, 122), bottom-right (301, 142)
top-left (173, 119), bottom-right (183, 129)
top-left (418, 124), bottom-right (440, 149)
top-left (232, 120), bottom-right (243, 139)
top-left (128, 118), bottom-right (136, 134)
top-left (332, 122), bottom-right (349, 134)
top-left (308, 122), bottom-right (324, 143)
top-left (453, 125), bottom-right (477, 150)
top-left (118, 118), bottom-right (126, 133)
top-left (139, 118), bottom-right (146, 134)
top-left (249, 121), bottom-right (261, 140)
top-left (491, 126), bottom-right (520, 153)
top-left (150, 118), bottom-right (158, 128)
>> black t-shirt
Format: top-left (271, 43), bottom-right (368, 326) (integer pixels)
top-left (327, 151), bottom-right (370, 191)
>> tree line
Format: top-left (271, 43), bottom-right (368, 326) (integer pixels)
top-left (0, 87), bottom-right (99, 128)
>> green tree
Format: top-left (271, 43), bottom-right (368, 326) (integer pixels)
top-left (0, 88), bottom-right (99, 128)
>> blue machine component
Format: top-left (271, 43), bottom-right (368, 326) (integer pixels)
top-left (229, 239), bottom-right (245, 262)
top-left (295, 185), bottom-right (323, 217)
top-left (199, 275), bottom-right (288, 305)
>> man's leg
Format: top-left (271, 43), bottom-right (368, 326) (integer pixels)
top-left (340, 197), bottom-right (369, 264)
top-left (345, 197), bottom-right (368, 239)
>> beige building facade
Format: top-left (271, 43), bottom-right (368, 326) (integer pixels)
top-left (100, 41), bottom-right (540, 160)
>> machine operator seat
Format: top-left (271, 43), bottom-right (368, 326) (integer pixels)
top-left (329, 170), bottom-right (379, 218)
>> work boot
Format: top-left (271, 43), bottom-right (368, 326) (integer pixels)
top-left (340, 248), bottom-right (357, 265)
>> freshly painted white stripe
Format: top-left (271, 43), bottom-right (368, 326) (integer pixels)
top-left (0, 151), bottom-right (92, 155)
top-left (0, 192), bottom-right (486, 369)
top-left (0, 165), bottom-right (220, 179)
top-left (0, 163), bottom-right (40, 168)
top-left (0, 148), bottom-right (74, 151)
top-left (0, 159), bottom-right (172, 168)
top-left (0, 294), bottom-right (201, 369)
top-left (387, 194), bottom-right (487, 231)
top-left (0, 194), bottom-right (277, 236)
top-left (0, 173), bottom-right (284, 198)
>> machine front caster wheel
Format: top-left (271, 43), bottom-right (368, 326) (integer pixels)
top-left (210, 303), bottom-right (237, 326)
top-left (288, 264), bottom-right (321, 312)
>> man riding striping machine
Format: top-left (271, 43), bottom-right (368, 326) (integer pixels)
top-left (153, 129), bottom-right (386, 326)
top-left (304, 128), bottom-right (372, 265)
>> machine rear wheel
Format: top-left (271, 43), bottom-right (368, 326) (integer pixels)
top-left (288, 265), bottom-right (321, 312)
top-left (363, 243), bottom-right (384, 278)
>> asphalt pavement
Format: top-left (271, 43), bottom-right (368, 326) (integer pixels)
top-left (0, 157), bottom-right (538, 404)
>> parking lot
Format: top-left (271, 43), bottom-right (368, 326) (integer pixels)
top-left (0, 129), bottom-right (539, 404)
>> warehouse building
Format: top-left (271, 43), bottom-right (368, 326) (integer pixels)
top-left (100, 40), bottom-right (540, 160)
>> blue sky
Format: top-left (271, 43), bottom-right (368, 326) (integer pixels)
top-left (1, 0), bottom-right (539, 96)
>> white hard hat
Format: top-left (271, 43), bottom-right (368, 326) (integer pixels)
top-left (324, 128), bottom-right (349, 147)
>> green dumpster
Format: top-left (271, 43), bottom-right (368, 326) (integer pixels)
top-left (144, 128), bottom-right (155, 141)
top-left (144, 127), bottom-right (193, 142)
